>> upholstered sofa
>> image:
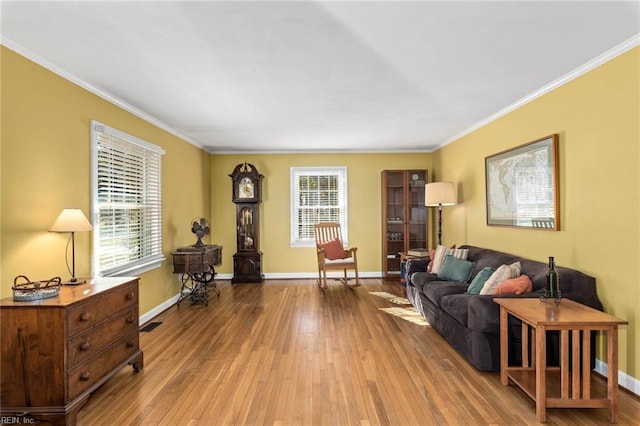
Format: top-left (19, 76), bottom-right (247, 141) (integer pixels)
top-left (405, 245), bottom-right (603, 371)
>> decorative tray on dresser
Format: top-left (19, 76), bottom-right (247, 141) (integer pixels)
top-left (0, 276), bottom-right (144, 425)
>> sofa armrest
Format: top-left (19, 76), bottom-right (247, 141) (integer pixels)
top-left (406, 258), bottom-right (430, 285)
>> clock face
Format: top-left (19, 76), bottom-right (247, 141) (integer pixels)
top-left (239, 177), bottom-right (254, 199)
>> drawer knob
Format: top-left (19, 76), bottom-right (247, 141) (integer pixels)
top-left (127, 316), bottom-right (135, 324)
top-left (127, 341), bottom-right (135, 348)
top-left (80, 371), bottom-right (91, 381)
top-left (80, 342), bottom-right (90, 351)
top-left (126, 292), bottom-right (135, 300)
top-left (80, 313), bottom-right (90, 322)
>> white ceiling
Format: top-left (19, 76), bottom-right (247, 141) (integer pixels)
top-left (2, 1), bottom-right (639, 153)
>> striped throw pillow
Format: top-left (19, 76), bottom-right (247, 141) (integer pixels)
top-left (479, 262), bottom-right (521, 295)
top-left (451, 248), bottom-right (469, 260)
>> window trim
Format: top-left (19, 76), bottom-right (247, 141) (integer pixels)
top-left (289, 166), bottom-right (348, 248)
top-left (91, 120), bottom-right (166, 277)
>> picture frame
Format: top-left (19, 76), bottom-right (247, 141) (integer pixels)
top-left (485, 134), bottom-right (559, 230)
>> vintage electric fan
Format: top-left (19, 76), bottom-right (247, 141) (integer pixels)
top-left (190, 217), bottom-right (210, 248)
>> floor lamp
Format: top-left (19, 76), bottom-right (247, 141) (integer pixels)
top-left (425, 182), bottom-right (456, 246)
top-left (50, 208), bottom-right (93, 284)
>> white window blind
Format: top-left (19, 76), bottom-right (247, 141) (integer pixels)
top-left (91, 120), bottom-right (165, 277)
top-left (290, 167), bottom-right (347, 247)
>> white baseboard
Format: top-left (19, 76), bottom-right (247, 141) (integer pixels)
top-left (215, 273), bottom-right (233, 279)
top-left (139, 294), bottom-right (179, 326)
top-left (216, 271), bottom-right (383, 280)
top-left (595, 359), bottom-right (640, 397)
top-left (264, 271), bottom-right (383, 280)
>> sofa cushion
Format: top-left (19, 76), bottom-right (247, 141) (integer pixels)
top-left (440, 294), bottom-right (470, 327)
top-left (480, 262), bottom-right (521, 295)
top-left (438, 255), bottom-right (476, 282)
top-left (423, 281), bottom-right (468, 307)
top-left (467, 266), bottom-right (495, 295)
top-left (494, 274), bottom-right (533, 294)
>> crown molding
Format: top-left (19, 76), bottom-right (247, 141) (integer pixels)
top-left (1, 36), bottom-right (204, 151)
top-left (209, 148), bottom-right (432, 155)
top-left (437, 33), bottom-right (640, 150)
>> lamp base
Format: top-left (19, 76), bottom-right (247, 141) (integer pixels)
top-left (63, 278), bottom-right (87, 286)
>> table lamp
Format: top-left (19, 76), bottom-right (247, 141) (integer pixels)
top-left (425, 182), bottom-right (456, 246)
top-left (50, 208), bottom-right (93, 284)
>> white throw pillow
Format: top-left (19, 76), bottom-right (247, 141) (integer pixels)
top-left (479, 262), bottom-right (521, 295)
top-left (430, 245), bottom-right (452, 274)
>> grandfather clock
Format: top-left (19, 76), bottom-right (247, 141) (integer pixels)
top-left (229, 162), bottom-right (264, 283)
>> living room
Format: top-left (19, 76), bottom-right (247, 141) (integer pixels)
top-left (1, 1), bottom-right (639, 424)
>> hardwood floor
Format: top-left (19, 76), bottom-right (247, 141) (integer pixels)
top-left (74, 279), bottom-right (639, 425)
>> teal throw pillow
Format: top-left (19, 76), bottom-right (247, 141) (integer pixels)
top-left (437, 255), bottom-right (476, 283)
top-left (467, 266), bottom-right (496, 295)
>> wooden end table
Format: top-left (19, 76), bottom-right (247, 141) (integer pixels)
top-left (494, 298), bottom-right (627, 423)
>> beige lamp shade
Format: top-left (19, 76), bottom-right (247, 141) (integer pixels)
top-left (50, 208), bottom-right (93, 232)
top-left (425, 182), bottom-right (456, 206)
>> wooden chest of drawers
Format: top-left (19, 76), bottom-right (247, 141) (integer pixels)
top-left (0, 277), bottom-right (144, 425)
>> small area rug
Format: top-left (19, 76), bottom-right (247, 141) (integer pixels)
top-left (370, 292), bottom-right (430, 326)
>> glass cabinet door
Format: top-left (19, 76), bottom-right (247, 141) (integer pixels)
top-left (383, 171), bottom-right (405, 277)
top-left (407, 170), bottom-right (427, 251)
top-left (382, 170), bottom-right (428, 278)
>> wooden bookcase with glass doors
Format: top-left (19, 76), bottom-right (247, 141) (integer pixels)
top-left (381, 170), bottom-right (428, 279)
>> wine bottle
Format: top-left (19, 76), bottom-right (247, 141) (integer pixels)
top-left (546, 256), bottom-right (560, 299)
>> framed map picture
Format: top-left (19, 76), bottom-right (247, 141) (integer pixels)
top-left (485, 134), bottom-right (559, 230)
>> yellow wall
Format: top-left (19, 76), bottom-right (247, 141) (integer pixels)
top-left (433, 47), bottom-right (639, 380)
top-left (3, 41), bottom-right (637, 384)
top-left (210, 154), bottom-right (431, 275)
top-left (0, 47), bottom-right (3, 287)
top-left (0, 46), bottom-right (211, 315)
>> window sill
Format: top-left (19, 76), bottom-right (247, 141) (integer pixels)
top-left (290, 240), bottom-right (315, 248)
top-left (290, 240), bottom-right (349, 248)
top-left (101, 256), bottom-right (165, 278)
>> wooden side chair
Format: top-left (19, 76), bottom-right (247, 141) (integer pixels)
top-left (314, 222), bottom-right (360, 290)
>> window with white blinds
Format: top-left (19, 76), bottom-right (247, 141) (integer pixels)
top-left (91, 120), bottom-right (165, 277)
top-left (290, 167), bottom-right (348, 247)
